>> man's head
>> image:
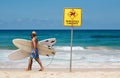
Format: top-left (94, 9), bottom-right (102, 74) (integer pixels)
top-left (31, 31), bottom-right (37, 37)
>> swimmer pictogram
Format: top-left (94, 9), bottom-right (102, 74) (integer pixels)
top-left (68, 9), bottom-right (78, 19)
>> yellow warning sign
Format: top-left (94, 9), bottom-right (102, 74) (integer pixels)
top-left (64, 8), bottom-right (82, 26)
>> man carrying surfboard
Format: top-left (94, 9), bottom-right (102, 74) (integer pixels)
top-left (26, 31), bottom-right (44, 71)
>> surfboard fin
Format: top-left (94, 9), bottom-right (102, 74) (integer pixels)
top-left (52, 52), bottom-right (55, 55)
top-left (46, 54), bottom-right (49, 57)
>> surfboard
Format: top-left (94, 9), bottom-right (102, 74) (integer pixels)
top-left (9, 38), bottom-right (56, 60)
top-left (9, 49), bottom-right (30, 60)
top-left (13, 38), bottom-right (56, 55)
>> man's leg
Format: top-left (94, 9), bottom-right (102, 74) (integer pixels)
top-left (26, 57), bottom-right (33, 71)
top-left (35, 58), bottom-right (44, 71)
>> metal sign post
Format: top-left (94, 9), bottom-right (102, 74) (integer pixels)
top-left (63, 8), bottom-right (82, 72)
top-left (70, 26), bottom-right (73, 72)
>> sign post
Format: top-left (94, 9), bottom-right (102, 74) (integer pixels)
top-left (63, 8), bottom-right (82, 72)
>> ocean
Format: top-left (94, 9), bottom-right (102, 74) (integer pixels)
top-left (0, 30), bottom-right (120, 69)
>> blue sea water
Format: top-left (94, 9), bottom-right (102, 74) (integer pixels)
top-left (0, 30), bottom-right (120, 68)
top-left (0, 30), bottom-right (120, 49)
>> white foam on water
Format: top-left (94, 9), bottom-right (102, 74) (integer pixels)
top-left (0, 46), bottom-right (120, 68)
top-left (54, 46), bottom-right (85, 51)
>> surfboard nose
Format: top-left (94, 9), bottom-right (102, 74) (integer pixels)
top-left (12, 39), bottom-right (24, 46)
top-left (12, 39), bottom-right (18, 45)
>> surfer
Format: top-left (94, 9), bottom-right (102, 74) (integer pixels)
top-left (26, 31), bottom-right (44, 71)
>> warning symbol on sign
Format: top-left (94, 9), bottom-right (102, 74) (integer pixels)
top-left (64, 8), bottom-right (82, 26)
top-left (68, 9), bottom-right (78, 19)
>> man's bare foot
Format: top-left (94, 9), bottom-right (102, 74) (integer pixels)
top-left (25, 68), bottom-right (31, 71)
top-left (39, 68), bottom-right (44, 71)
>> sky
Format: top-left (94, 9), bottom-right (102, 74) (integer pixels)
top-left (0, 0), bottom-right (120, 30)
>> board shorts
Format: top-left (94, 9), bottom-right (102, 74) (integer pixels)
top-left (30, 48), bottom-right (39, 59)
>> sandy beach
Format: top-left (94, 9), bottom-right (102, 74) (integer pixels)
top-left (0, 68), bottom-right (120, 78)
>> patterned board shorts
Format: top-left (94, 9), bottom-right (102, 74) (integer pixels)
top-left (30, 48), bottom-right (39, 59)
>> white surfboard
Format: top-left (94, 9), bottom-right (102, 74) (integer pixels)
top-left (9, 49), bottom-right (30, 60)
top-left (13, 39), bottom-right (56, 55)
top-left (9, 38), bottom-right (56, 60)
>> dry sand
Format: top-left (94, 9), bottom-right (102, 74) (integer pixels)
top-left (0, 68), bottom-right (120, 78)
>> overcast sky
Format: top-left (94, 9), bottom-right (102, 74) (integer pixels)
top-left (0, 0), bottom-right (120, 30)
